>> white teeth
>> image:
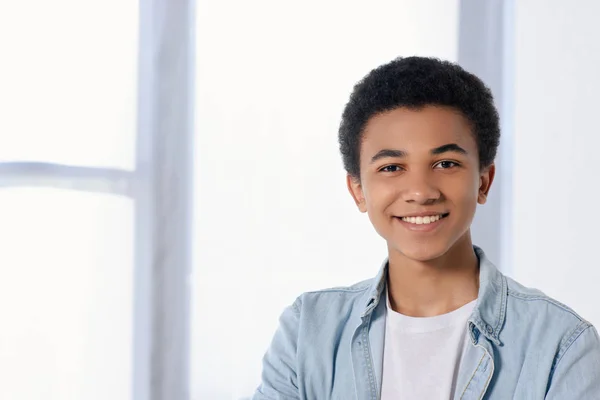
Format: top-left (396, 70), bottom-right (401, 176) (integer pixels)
top-left (401, 214), bottom-right (443, 224)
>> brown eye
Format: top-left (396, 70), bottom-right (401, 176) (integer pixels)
top-left (380, 165), bottom-right (403, 173)
top-left (434, 160), bottom-right (459, 169)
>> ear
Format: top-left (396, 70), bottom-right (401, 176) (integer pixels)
top-left (346, 174), bottom-right (368, 213)
top-left (477, 163), bottom-right (496, 205)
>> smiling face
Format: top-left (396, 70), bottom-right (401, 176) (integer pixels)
top-left (347, 106), bottom-right (495, 262)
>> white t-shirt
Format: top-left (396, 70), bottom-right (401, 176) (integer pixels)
top-left (381, 289), bottom-right (477, 400)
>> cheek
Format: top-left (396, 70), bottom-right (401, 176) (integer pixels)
top-left (363, 184), bottom-right (398, 240)
top-left (363, 179), bottom-right (398, 215)
top-left (447, 177), bottom-right (480, 213)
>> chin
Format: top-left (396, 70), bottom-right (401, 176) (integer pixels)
top-left (392, 241), bottom-right (451, 263)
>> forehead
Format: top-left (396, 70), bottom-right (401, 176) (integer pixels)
top-left (361, 106), bottom-right (477, 155)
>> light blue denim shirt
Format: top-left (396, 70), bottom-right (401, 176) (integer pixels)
top-left (253, 247), bottom-right (600, 399)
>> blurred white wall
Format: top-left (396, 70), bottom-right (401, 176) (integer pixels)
top-left (511, 1), bottom-right (600, 327)
top-left (192, 1), bottom-right (459, 398)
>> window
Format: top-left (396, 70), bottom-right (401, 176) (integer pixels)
top-left (0, 2), bottom-right (185, 400)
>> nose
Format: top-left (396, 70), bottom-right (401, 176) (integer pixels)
top-left (400, 170), bottom-right (441, 205)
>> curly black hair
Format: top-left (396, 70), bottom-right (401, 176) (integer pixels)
top-left (338, 56), bottom-right (500, 179)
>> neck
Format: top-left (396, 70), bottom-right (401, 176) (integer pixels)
top-left (386, 234), bottom-right (479, 317)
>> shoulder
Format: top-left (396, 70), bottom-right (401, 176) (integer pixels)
top-left (289, 277), bottom-right (375, 322)
top-left (304, 277), bottom-right (374, 295)
top-left (503, 275), bottom-right (594, 356)
top-left (295, 277), bottom-right (373, 305)
top-left (505, 275), bottom-right (590, 325)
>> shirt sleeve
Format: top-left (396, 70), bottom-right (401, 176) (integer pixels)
top-left (545, 323), bottom-right (600, 399)
top-left (252, 298), bottom-right (302, 400)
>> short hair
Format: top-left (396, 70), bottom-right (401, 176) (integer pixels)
top-left (338, 56), bottom-right (500, 179)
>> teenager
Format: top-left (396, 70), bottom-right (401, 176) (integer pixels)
top-left (252, 57), bottom-right (600, 399)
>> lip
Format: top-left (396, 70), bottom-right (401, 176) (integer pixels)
top-left (399, 211), bottom-right (449, 218)
top-left (394, 213), bottom-right (449, 232)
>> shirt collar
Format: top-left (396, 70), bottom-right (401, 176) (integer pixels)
top-left (360, 246), bottom-right (508, 345)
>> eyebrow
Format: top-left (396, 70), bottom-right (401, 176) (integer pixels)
top-left (369, 143), bottom-right (468, 164)
top-left (370, 149), bottom-right (407, 163)
top-left (430, 143), bottom-right (468, 156)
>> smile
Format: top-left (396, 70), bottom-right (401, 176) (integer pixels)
top-left (399, 213), bottom-right (449, 225)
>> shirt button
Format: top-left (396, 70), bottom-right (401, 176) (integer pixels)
top-left (486, 325), bottom-right (493, 334)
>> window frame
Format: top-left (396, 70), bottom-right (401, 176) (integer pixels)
top-left (457, 0), bottom-right (514, 273)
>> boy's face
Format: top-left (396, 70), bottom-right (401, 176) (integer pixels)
top-left (347, 106), bottom-right (494, 262)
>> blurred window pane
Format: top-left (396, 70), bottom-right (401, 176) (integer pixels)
top-left (0, 2), bottom-right (138, 169)
top-left (0, 188), bottom-right (134, 400)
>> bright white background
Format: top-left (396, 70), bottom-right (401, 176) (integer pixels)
top-left (511, 0), bottom-right (600, 333)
